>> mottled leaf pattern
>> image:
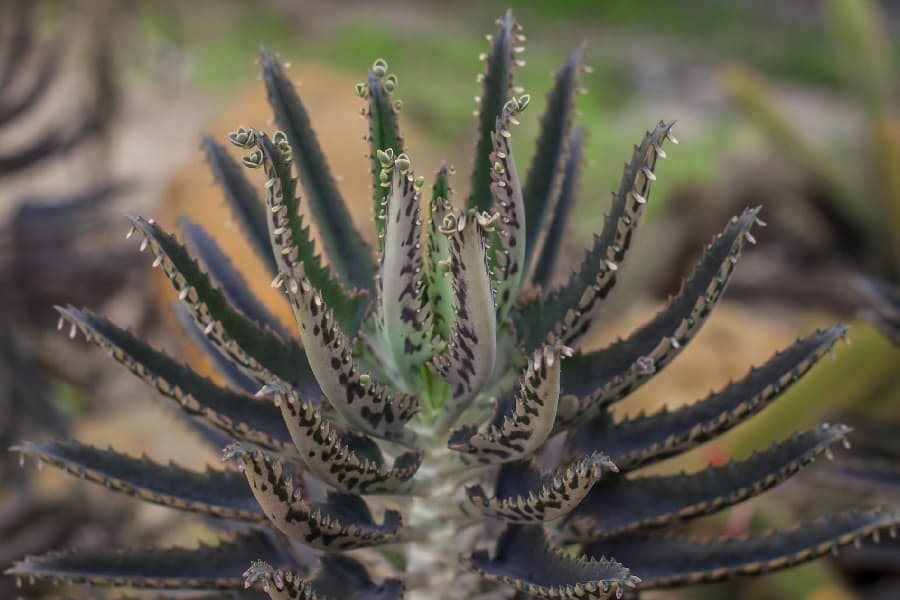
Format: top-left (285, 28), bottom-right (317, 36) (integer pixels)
top-left (424, 164), bottom-right (455, 342)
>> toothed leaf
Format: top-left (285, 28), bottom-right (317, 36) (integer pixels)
top-left (530, 128), bottom-right (585, 290)
top-left (201, 137), bottom-right (276, 275)
top-left (56, 306), bottom-right (292, 450)
top-left (8, 530), bottom-right (292, 590)
top-left (366, 69), bottom-right (404, 250)
top-left (225, 445), bottom-right (401, 550)
top-left (424, 164), bottom-right (455, 341)
top-left (566, 326), bottom-right (850, 470)
top-left (433, 210), bottom-right (497, 431)
top-left (278, 262), bottom-right (420, 445)
top-left (467, 453), bottom-right (614, 524)
top-left (516, 121), bottom-right (673, 351)
top-left (180, 217), bottom-right (287, 337)
top-left (585, 510), bottom-right (900, 589)
top-left (555, 207), bottom-right (761, 431)
top-left (469, 10), bottom-right (517, 212)
top-left (449, 343), bottom-right (565, 465)
top-left (256, 131), bottom-right (369, 332)
top-left (565, 424), bottom-right (852, 541)
top-left (260, 49), bottom-right (375, 291)
top-left (126, 215), bottom-right (319, 396)
top-left (523, 46), bottom-right (583, 275)
top-left (245, 555), bottom-right (404, 600)
top-left (14, 439), bottom-right (263, 521)
top-left (470, 524), bottom-right (639, 599)
top-left (378, 161), bottom-right (432, 378)
top-left (274, 391), bottom-right (422, 495)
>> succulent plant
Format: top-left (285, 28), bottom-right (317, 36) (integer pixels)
top-left (10, 10), bottom-right (900, 600)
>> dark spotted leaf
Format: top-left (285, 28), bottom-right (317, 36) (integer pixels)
top-left (245, 554), bottom-right (404, 600)
top-left (424, 164), bottom-right (455, 342)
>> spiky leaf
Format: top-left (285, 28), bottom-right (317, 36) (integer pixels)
top-left (260, 50), bottom-right (375, 291)
top-left (14, 439), bottom-right (263, 521)
top-left (424, 164), bottom-right (455, 342)
top-left (365, 67), bottom-right (404, 250)
top-left (245, 555), bottom-right (404, 600)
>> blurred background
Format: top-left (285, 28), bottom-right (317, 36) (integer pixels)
top-left (1, 0), bottom-right (898, 598)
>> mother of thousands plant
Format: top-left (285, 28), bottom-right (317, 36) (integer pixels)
top-left (10, 10), bottom-right (899, 600)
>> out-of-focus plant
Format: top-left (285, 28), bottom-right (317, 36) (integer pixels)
top-left (8, 11), bottom-right (900, 600)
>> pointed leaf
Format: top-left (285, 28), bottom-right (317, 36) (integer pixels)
top-left (245, 555), bottom-right (404, 600)
top-left (855, 275), bottom-right (900, 347)
top-left (378, 159), bottom-right (432, 378)
top-left (515, 121), bottom-right (674, 352)
top-left (522, 46), bottom-right (584, 274)
top-left (254, 130), bottom-right (368, 332)
top-left (126, 215), bottom-right (320, 397)
top-left (201, 136), bottom-right (276, 275)
top-left (424, 164), bottom-right (455, 342)
top-left (433, 209), bottom-right (498, 431)
top-left (365, 67), bottom-right (404, 251)
top-left (8, 530), bottom-right (293, 590)
top-left (260, 49), bottom-right (375, 291)
top-left (274, 390), bottom-right (422, 495)
top-left (565, 424), bottom-right (852, 541)
top-left (467, 453), bottom-right (615, 524)
top-left (277, 261), bottom-right (420, 446)
top-left (224, 444), bottom-right (401, 550)
top-left (180, 217), bottom-right (287, 338)
top-left (490, 101), bottom-right (528, 321)
top-left (565, 326), bottom-right (850, 471)
top-left (468, 10), bottom-right (518, 212)
top-left (449, 343), bottom-right (567, 465)
top-left (56, 306), bottom-right (292, 450)
top-left (555, 207), bottom-right (762, 430)
top-left (529, 128), bottom-right (586, 291)
top-left (470, 525), bottom-right (639, 599)
top-left (14, 439), bottom-right (263, 521)
top-left (584, 509), bottom-right (900, 589)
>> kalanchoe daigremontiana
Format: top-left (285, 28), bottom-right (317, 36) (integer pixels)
top-left (9, 10), bottom-right (900, 600)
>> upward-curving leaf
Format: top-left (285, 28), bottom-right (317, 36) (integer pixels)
top-left (260, 49), bottom-right (375, 291)
top-left (56, 306), bottom-right (293, 450)
top-left (424, 164), bottom-right (455, 342)
top-left (565, 326), bottom-right (850, 470)
top-left (584, 510), bottom-right (900, 589)
top-left (201, 136), bottom-right (276, 275)
top-left (565, 424), bottom-right (852, 541)
top-left (515, 121), bottom-right (674, 352)
top-left (522, 45), bottom-right (583, 275)
top-left (14, 439), bottom-right (264, 522)
top-left (8, 529), bottom-right (295, 590)
top-left (554, 207), bottom-right (762, 431)
top-left (468, 9), bottom-right (519, 212)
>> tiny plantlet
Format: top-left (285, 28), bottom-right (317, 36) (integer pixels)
top-left (9, 10), bottom-right (900, 600)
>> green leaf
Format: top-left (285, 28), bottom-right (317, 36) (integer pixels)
top-left (423, 163), bottom-right (455, 342)
top-left (449, 343), bottom-right (568, 465)
top-left (378, 160), bottom-right (432, 379)
top-left (260, 49), bottom-right (375, 291)
top-left (467, 453), bottom-right (615, 524)
top-left (565, 326), bottom-right (850, 471)
top-left (529, 128), bottom-right (586, 291)
top-left (433, 209), bottom-right (498, 432)
top-left (470, 524), bottom-right (639, 599)
top-left (522, 46), bottom-right (584, 275)
top-left (224, 444), bottom-right (402, 550)
top-left (585, 509), bottom-right (900, 589)
top-left (255, 131), bottom-right (369, 332)
top-left (201, 136), bottom-right (276, 275)
top-left (126, 215), bottom-right (320, 396)
top-left (565, 424), bottom-right (852, 541)
top-left (515, 121), bottom-right (675, 352)
top-left (56, 306), bottom-right (292, 451)
top-left (14, 439), bottom-right (264, 522)
top-left (468, 10), bottom-right (519, 212)
top-left (7, 530), bottom-right (293, 590)
top-left (554, 207), bottom-right (761, 431)
top-left (277, 261), bottom-right (420, 446)
top-left (365, 67), bottom-right (404, 252)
